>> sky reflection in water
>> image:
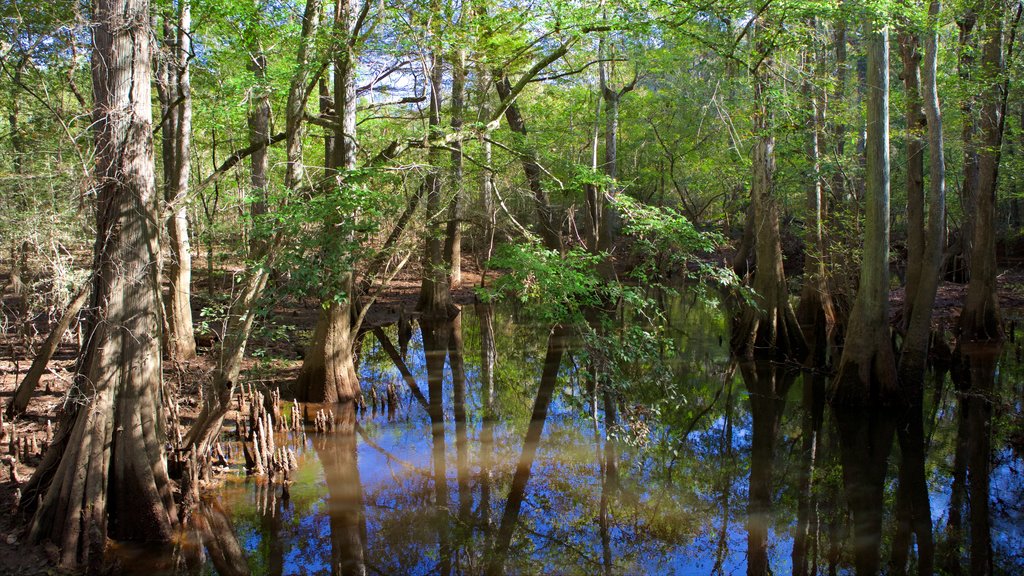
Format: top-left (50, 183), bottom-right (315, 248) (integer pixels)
top-left (174, 296), bottom-right (1024, 575)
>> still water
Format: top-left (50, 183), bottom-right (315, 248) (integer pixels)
top-left (147, 294), bottom-right (1024, 575)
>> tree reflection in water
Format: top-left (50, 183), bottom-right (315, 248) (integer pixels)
top-left (143, 298), bottom-right (1022, 575)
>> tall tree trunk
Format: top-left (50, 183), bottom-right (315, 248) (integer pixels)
top-left (833, 17), bottom-right (899, 405)
top-left (247, 30), bottom-right (272, 253)
top-left (732, 17), bottom-right (806, 360)
top-left (594, 40), bottom-right (634, 280)
top-left (900, 0), bottom-right (948, 388)
top-left (26, 0), bottom-right (179, 566)
top-left (899, 30), bottom-right (925, 321)
top-left (443, 48), bottom-right (465, 290)
top-left (419, 50), bottom-right (454, 319)
top-left (797, 21), bottom-right (836, 366)
top-left (961, 4), bottom-right (1010, 341)
top-left (161, 0), bottom-right (197, 362)
top-left (297, 0), bottom-right (362, 402)
top-left (956, 12), bottom-right (979, 281)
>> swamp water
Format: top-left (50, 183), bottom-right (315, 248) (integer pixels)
top-left (128, 294), bottom-right (1024, 575)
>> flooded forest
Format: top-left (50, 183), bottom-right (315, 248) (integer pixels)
top-left (1, 0), bottom-right (1023, 574)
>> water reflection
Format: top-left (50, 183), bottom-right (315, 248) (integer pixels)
top-left (151, 298), bottom-right (1023, 575)
top-left (740, 361), bottom-right (797, 576)
top-left (313, 403), bottom-right (366, 575)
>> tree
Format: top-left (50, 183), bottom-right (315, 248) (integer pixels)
top-left (418, 33), bottom-right (455, 319)
top-left (295, 0), bottom-right (363, 403)
top-left (961, 0), bottom-right (1014, 342)
top-left (731, 12), bottom-right (806, 360)
top-left (796, 17), bottom-right (836, 365)
top-left (23, 0), bottom-right (178, 566)
top-left (158, 0), bottom-right (197, 362)
top-left (899, 0), bottom-right (947, 388)
top-left (832, 13), bottom-right (898, 405)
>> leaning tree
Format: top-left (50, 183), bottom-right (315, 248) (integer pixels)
top-left (22, 0), bottom-right (178, 568)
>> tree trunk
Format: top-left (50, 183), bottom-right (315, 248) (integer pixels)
top-left (443, 48), bottom-right (465, 290)
top-left (956, 12), bottom-right (979, 282)
top-left (247, 33), bottom-right (272, 254)
top-left (419, 50), bottom-right (455, 319)
top-left (900, 0), bottom-right (948, 388)
top-left (961, 5), bottom-right (1008, 342)
top-left (161, 0), bottom-right (197, 362)
top-left (27, 0), bottom-right (179, 566)
top-left (494, 74), bottom-right (562, 252)
top-left (284, 0), bottom-right (321, 191)
top-left (898, 30), bottom-right (925, 322)
top-left (731, 18), bottom-right (805, 360)
top-left (297, 0), bottom-right (362, 402)
top-left (833, 18), bottom-right (899, 406)
top-left (8, 283), bottom-right (90, 417)
top-left (797, 22), bottom-right (836, 366)
top-left (594, 41), bottom-right (633, 280)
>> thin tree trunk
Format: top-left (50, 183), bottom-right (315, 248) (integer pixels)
top-left (494, 74), bottom-right (562, 252)
top-left (8, 283), bottom-right (90, 417)
top-left (797, 21), bottom-right (836, 365)
top-left (899, 30), bottom-right (925, 321)
top-left (419, 50), bottom-right (454, 319)
top-left (27, 0), bottom-right (179, 566)
top-left (956, 11), bottom-right (979, 281)
top-left (443, 48), bottom-right (466, 290)
top-left (247, 29), bottom-right (271, 254)
top-left (162, 0), bottom-right (197, 362)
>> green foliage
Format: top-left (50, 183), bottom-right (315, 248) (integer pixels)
top-left (478, 242), bottom-right (605, 323)
top-left (273, 171), bottom-right (401, 305)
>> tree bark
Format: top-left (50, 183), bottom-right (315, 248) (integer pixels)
top-left (900, 0), bottom-right (948, 388)
top-left (443, 48), bottom-right (466, 290)
top-left (797, 21), bottom-right (836, 366)
top-left (160, 0), bottom-right (197, 362)
top-left (8, 283), bottom-right (90, 417)
top-left (956, 11), bottom-right (980, 281)
top-left (898, 30), bottom-right (925, 322)
top-left (731, 16), bottom-right (805, 360)
top-left (833, 17), bottom-right (899, 405)
top-left (247, 27), bottom-right (272, 254)
top-left (27, 0), bottom-right (179, 566)
top-left (961, 4), bottom-right (1008, 341)
top-left (419, 50), bottom-right (455, 319)
top-left (297, 0), bottom-right (362, 402)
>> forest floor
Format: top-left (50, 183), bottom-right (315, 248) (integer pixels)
top-left (0, 263), bottom-right (1022, 574)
